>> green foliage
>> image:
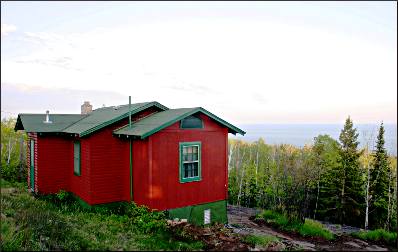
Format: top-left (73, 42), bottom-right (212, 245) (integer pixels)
top-left (259, 210), bottom-right (334, 240)
top-left (369, 123), bottom-right (390, 229)
top-left (313, 135), bottom-right (342, 221)
top-left (242, 234), bottom-right (279, 247)
top-left (261, 210), bottom-right (290, 228)
top-left (0, 178), bottom-right (26, 189)
top-left (299, 219), bottom-right (334, 240)
top-left (125, 202), bottom-right (167, 234)
top-left (337, 116), bottom-right (364, 226)
top-left (1, 118), bottom-right (27, 182)
top-left (352, 229), bottom-right (397, 246)
top-left (0, 181), bottom-right (203, 251)
top-left (55, 189), bottom-right (69, 201)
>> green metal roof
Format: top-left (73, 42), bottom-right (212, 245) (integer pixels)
top-left (15, 101), bottom-right (168, 136)
top-left (113, 107), bottom-right (246, 139)
top-left (14, 114), bottom-right (86, 133)
top-left (63, 101), bottom-right (168, 136)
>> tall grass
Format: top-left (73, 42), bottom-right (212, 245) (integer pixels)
top-left (0, 181), bottom-right (204, 251)
top-left (299, 219), bottom-right (334, 240)
top-left (260, 210), bottom-right (334, 240)
top-left (352, 229), bottom-right (397, 246)
top-left (242, 234), bottom-right (279, 247)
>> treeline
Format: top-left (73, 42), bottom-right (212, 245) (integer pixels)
top-left (1, 118), bottom-right (27, 182)
top-left (228, 117), bottom-right (397, 231)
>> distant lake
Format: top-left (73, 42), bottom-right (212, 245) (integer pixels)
top-left (230, 124), bottom-right (397, 156)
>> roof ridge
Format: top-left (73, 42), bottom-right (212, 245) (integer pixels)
top-left (93, 101), bottom-right (150, 111)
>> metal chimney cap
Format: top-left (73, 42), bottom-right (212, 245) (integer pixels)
top-left (44, 110), bottom-right (52, 124)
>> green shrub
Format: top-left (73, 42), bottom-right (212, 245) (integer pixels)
top-left (352, 229), bottom-right (397, 246)
top-left (0, 178), bottom-right (26, 189)
top-left (242, 234), bottom-right (279, 247)
top-left (261, 210), bottom-right (301, 231)
top-left (55, 190), bottom-right (69, 201)
top-left (125, 202), bottom-right (167, 234)
top-left (260, 210), bottom-right (334, 240)
top-left (299, 219), bottom-right (334, 240)
top-left (262, 210), bottom-right (289, 227)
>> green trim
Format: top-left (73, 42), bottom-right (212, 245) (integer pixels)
top-left (73, 141), bottom-right (81, 176)
top-left (71, 193), bottom-right (128, 211)
top-left (179, 142), bottom-right (202, 183)
top-left (72, 193), bottom-right (92, 210)
top-left (30, 139), bottom-right (35, 191)
top-left (140, 107), bottom-right (245, 139)
top-left (167, 200), bottom-right (227, 226)
top-left (79, 102), bottom-right (168, 137)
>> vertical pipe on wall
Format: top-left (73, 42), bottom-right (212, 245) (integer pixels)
top-left (129, 96), bottom-right (133, 201)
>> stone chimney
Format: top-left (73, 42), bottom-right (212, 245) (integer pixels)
top-left (81, 101), bottom-right (92, 115)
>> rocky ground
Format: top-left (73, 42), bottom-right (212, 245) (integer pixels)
top-left (226, 204), bottom-right (392, 251)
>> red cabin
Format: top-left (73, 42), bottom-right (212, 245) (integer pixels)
top-left (15, 101), bottom-right (245, 225)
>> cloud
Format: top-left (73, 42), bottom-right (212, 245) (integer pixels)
top-left (1, 23), bottom-right (17, 37)
top-left (1, 82), bottom-right (126, 116)
top-left (1, 18), bottom-right (397, 123)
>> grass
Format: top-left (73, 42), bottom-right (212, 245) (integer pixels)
top-left (299, 219), bottom-right (334, 240)
top-left (0, 178), bottom-right (25, 189)
top-left (242, 234), bottom-right (279, 247)
top-left (0, 179), bottom-right (204, 251)
top-left (352, 229), bottom-right (397, 246)
top-left (259, 209), bottom-right (335, 240)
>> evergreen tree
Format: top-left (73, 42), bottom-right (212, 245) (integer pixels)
top-left (369, 122), bottom-right (390, 229)
top-left (338, 116), bottom-right (364, 226)
top-left (313, 135), bottom-right (342, 222)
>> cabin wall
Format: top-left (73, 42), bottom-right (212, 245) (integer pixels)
top-left (87, 106), bottom-right (161, 205)
top-left (36, 135), bottom-right (72, 194)
top-left (133, 113), bottom-right (229, 211)
top-left (85, 118), bottom-right (129, 205)
top-left (70, 137), bottom-right (92, 204)
top-left (132, 138), bottom-right (149, 205)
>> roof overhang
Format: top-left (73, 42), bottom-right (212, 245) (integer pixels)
top-left (114, 107), bottom-right (246, 139)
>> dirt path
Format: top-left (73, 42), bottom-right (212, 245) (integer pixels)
top-left (227, 204), bottom-right (391, 251)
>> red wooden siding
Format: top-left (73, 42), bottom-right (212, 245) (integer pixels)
top-left (70, 138), bottom-right (92, 203)
top-left (37, 135), bottom-right (71, 194)
top-left (85, 118), bottom-right (130, 205)
top-left (28, 106), bottom-right (161, 205)
top-left (133, 113), bottom-right (228, 210)
top-left (77, 106), bottom-right (161, 205)
top-left (132, 138), bottom-right (149, 205)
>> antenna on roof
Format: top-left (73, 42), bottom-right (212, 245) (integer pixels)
top-left (129, 96), bottom-right (132, 129)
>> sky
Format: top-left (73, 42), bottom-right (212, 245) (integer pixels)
top-left (1, 1), bottom-right (397, 124)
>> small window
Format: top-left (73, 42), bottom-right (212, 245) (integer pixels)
top-left (74, 141), bottom-right (81, 176)
top-left (180, 115), bottom-right (203, 129)
top-left (179, 142), bottom-right (201, 183)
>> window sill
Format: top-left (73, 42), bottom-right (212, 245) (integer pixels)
top-left (180, 177), bottom-right (201, 183)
